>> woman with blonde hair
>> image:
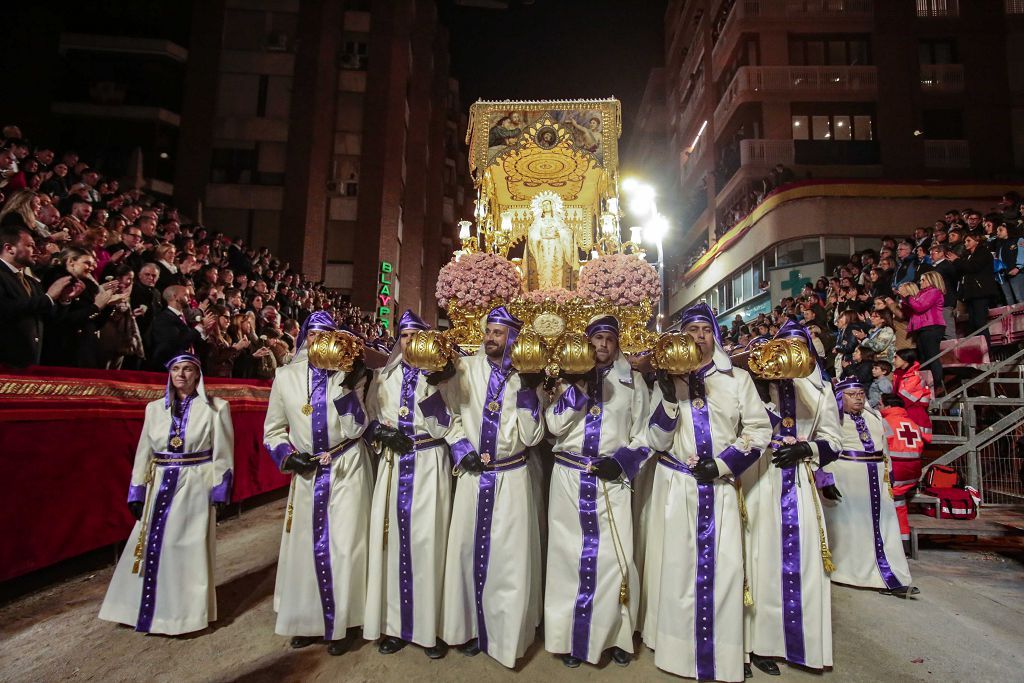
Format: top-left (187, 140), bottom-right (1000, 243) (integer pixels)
top-left (902, 270), bottom-right (947, 395)
top-left (0, 189), bottom-right (68, 241)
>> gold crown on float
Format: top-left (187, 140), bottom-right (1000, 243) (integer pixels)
top-left (747, 338), bottom-right (816, 380)
top-left (554, 331), bottom-right (596, 376)
top-left (650, 331), bottom-right (704, 375)
top-left (403, 330), bottom-right (456, 372)
top-left (510, 327), bottom-right (549, 374)
top-left (308, 330), bottom-right (363, 372)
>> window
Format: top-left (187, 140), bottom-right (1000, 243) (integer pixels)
top-left (776, 238), bottom-right (821, 267)
top-left (340, 40), bottom-right (368, 70)
top-left (917, 0), bottom-right (959, 18)
top-left (792, 111), bottom-right (875, 143)
top-left (922, 109), bottom-right (964, 139)
top-left (919, 39), bottom-right (957, 65)
top-left (210, 147), bottom-right (256, 184)
top-left (833, 115), bottom-right (852, 141)
top-left (812, 115), bottom-right (832, 140)
top-left (789, 35), bottom-right (872, 66)
top-left (853, 115), bottom-right (873, 141)
top-left (792, 115), bottom-right (809, 140)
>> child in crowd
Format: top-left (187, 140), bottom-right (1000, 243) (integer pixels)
top-left (869, 360), bottom-right (893, 409)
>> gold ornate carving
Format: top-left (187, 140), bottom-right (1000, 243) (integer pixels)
top-left (747, 339), bottom-right (816, 380)
top-left (403, 330), bottom-right (455, 373)
top-left (308, 331), bottom-right (363, 372)
top-left (510, 328), bottom-right (549, 374)
top-left (650, 332), bottom-right (704, 375)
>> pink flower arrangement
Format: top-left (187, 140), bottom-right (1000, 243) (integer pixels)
top-left (436, 252), bottom-right (522, 309)
top-left (577, 253), bottom-right (661, 305)
top-left (521, 287), bottom-right (577, 304)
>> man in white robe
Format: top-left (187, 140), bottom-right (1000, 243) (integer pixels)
top-left (99, 353), bottom-right (234, 635)
top-left (821, 377), bottom-right (916, 597)
top-left (642, 303), bottom-right (772, 683)
top-left (364, 310), bottom-right (467, 659)
top-left (740, 321), bottom-right (843, 676)
top-left (441, 305), bottom-right (545, 668)
top-left (263, 311), bottom-right (373, 655)
top-left (544, 315), bottom-right (649, 668)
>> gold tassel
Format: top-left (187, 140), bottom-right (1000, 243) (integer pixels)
top-left (804, 463), bottom-right (836, 574)
top-left (285, 476), bottom-right (296, 533)
top-left (734, 480), bottom-right (754, 606)
top-left (131, 461), bottom-right (156, 574)
top-left (382, 451), bottom-right (395, 550)
top-left (601, 481), bottom-right (630, 606)
top-left (619, 577), bottom-right (629, 605)
top-left (883, 456), bottom-right (894, 499)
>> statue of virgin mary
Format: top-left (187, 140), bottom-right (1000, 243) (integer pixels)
top-left (524, 191), bottom-right (578, 291)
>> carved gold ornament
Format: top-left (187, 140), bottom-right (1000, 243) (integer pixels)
top-left (556, 332), bottom-right (596, 376)
top-left (747, 338), bottom-right (816, 380)
top-left (510, 328), bottom-right (548, 374)
top-left (403, 330), bottom-right (455, 373)
top-left (650, 332), bottom-right (704, 376)
top-left (308, 331), bottom-right (363, 372)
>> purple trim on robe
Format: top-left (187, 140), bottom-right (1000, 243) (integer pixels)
top-left (135, 466), bottom-right (179, 632)
top-left (127, 484), bottom-right (146, 504)
top-left (867, 464), bottom-right (904, 590)
top-left (850, 414), bottom-right (877, 451)
top-left (814, 439), bottom-right (839, 467)
top-left (571, 471), bottom-right (600, 661)
top-left (266, 441), bottom-right (296, 470)
top-left (418, 390), bottom-right (452, 429)
top-left (717, 444), bottom-right (762, 477)
top-left (688, 370), bottom-right (717, 682)
top-left (767, 408), bottom-right (781, 430)
top-left (814, 468), bottom-right (836, 489)
top-left (554, 383), bottom-right (587, 415)
top-left (333, 388), bottom-right (366, 426)
top-left (310, 367), bottom-right (337, 640)
top-left (210, 470), bottom-right (233, 504)
top-left (516, 386), bottom-right (540, 421)
top-left (611, 445), bottom-right (649, 482)
top-left (450, 438), bottom-right (475, 468)
top-left (472, 364), bottom-right (509, 654)
top-left (648, 401), bottom-right (678, 433)
top-left (396, 364), bottom-right (419, 641)
top-left (777, 380), bottom-right (806, 665)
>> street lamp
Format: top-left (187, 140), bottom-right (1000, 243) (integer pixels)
top-left (622, 178), bottom-right (670, 332)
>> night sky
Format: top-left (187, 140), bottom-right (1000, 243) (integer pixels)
top-left (439, 0), bottom-right (666, 140)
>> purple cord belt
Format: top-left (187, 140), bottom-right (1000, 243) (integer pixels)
top-left (839, 449), bottom-right (884, 462)
top-left (151, 449), bottom-right (213, 465)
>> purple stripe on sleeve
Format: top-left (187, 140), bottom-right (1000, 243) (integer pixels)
top-left (128, 484), bottom-right (146, 504)
top-left (265, 441), bottom-right (295, 470)
top-left (611, 445), bottom-right (649, 482)
top-left (516, 387), bottom-right (540, 421)
top-left (210, 470), bottom-right (233, 505)
top-left (648, 401), bottom-right (678, 433)
top-left (418, 390), bottom-right (452, 428)
top-left (554, 383), bottom-right (587, 415)
top-left (814, 439), bottom-right (839, 467)
top-left (450, 437), bottom-right (475, 468)
top-left (718, 445), bottom-right (761, 477)
top-left (333, 389), bottom-right (366, 426)
top-left (814, 468), bottom-right (835, 489)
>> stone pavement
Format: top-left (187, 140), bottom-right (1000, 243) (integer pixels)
top-left (2, 499), bottom-right (1022, 682)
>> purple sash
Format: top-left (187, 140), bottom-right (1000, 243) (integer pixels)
top-left (396, 364), bottom-right (419, 641)
top-left (850, 415), bottom-right (903, 590)
top-left (311, 367), bottom-right (338, 640)
top-left (776, 381), bottom-right (806, 665)
top-left (688, 369), bottom-right (717, 682)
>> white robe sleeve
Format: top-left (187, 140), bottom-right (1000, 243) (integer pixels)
top-left (808, 388), bottom-right (843, 467)
top-left (610, 373), bottom-right (652, 481)
top-left (331, 372), bottom-right (369, 441)
top-left (210, 399), bottom-right (235, 504)
top-left (128, 402), bottom-right (155, 503)
top-left (544, 380), bottom-right (587, 438)
top-left (646, 381), bottom-right (680, 452)
top-left (717, 370), bottom-right (773, 477)
top-left (513, 375), bottom-right (545, 448)
top-left (263, 369), bottom-right (294, 470)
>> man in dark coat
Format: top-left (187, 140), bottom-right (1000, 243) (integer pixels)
top-left (148, 285), bottom-right (210, 369)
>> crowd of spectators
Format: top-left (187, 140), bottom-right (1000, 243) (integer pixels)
top-left (721, 197), bottom-right (1021, 422)
top-left (715, 163), bottom-right (797, 238)
top-left (0, 124), bottom-right (390, 379)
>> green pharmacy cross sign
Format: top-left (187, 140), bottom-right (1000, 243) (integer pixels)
top-left (781, 269), bottom-right (806, 297)
top-left (378, 261), bottom-right (394, 329)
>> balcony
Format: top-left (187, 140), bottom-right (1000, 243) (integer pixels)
top-left (924, 140), bottom-right (970, 169)
top-left (712, 0), bottom-right (874, 79)
top-left (714, 65), bottom-right (878, 131)
top-left (1008, 0), bottom-right (1024, 14)
top-left (715, 139), bottom-right (796, 209)
top-left (916, 0), bottom-right (959, 18)
top-left (676, 78), bottom-right (706, 134)
top-left (920, 64), bottom-right (964, 92)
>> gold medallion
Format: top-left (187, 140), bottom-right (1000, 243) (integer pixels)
top-left (589, 406), bottom-right (602, 417)
top-left (782, 417), bottom-right (795, 428)
top-left (860, 432), bottom-right (870, 443)
top-left (301, 403), bottom-right (314, 416)
top-left (692, 398), bottom-right (705, 410)
top-left (170, 436), bottom-right (183, 449)
top-left (487, 401), bottom-right (500, 413)
top-left (398, 406), bottom-right (410, 418)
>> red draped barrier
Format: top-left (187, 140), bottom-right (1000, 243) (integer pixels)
top-left (0, 367), bottom-right (287, 583)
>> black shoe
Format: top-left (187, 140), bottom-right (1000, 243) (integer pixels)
top-left (425, 640), bottom-right (448, 659)
top-left (560, 654), bottom-right (582, 668)
top-left (609, 647), bottom-right (631, 666)
top-left (744, 663), bottom-right (753, 678)
top-left (378, 636), bottom-right (408, 655)
top-left (458, 639), bottom-right (481, 656)
top-left (326, 638), bottom-right (350, 656)
top-left (290, 636), bottom-right (318, 649)
top-left (883, 585), bottom-right (921, 598)
top-left (751, 654), bottom-right (781, 675)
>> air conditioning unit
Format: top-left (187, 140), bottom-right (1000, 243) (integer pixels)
top-left (266, 32), bottom-right (289, 52)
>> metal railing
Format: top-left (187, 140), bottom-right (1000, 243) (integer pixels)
top-left (713, 65), bottom-right (877, 129)
top-left (1008, 0), bottom-right (1024, 15)
top-left (923, 139), bottom-right (970, 169)
top-left (739, 138), bottom-right (795, 167)
top-left (920, 63), bottom-right (965, 92)
top-left (916, 0), bottom-right (959, 17)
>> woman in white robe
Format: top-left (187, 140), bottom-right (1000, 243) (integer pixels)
top-left (99, 353), bottom-right (234, 636)
top-left (263, 312), bottom-right (373, 654)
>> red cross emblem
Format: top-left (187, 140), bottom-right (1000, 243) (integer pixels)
top-left (897, 422), bottom-right (921, 448)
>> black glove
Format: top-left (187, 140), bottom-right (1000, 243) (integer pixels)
top-left (819, 484), bottom-right (843, 501)
top-left (458, 451), bottom-right (484, 474)
top-left (656, 370), bottom-right (677, 403)
top-left (128, 501), bottom-right (144, 520)
top-left (592, 458), bottom-right (623, 481)
top-left (692, 458), bottom-right (720, 483)
top-left (771, 441), bottom-right (813, 469)
top-left (426, 360), bottom-right (456, 386)
top-left (754, 379), bottom-right (772, 404)
top-left (341, 357), bottom-right (367, 391)
top-left (378, 424), bottom-right (414, 454)
top-left (559, 371), bottom-right (589, 385)
top-left (283, 452), bottom-right (318, 476)
top-left (520, 372), bottom-right (545, 390)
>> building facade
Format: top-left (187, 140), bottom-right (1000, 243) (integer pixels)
top-left (174, 0), bottom-right (473, 325)
top-left (640, 0), bottom-right (1024, 322)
